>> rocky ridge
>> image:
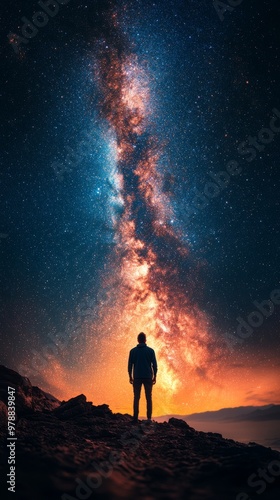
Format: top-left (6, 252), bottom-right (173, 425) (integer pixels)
top-left (0, 366), bottom-right (279, 500)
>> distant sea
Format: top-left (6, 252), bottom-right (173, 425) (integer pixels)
top-left (154, 418), bottom-right (280, 452)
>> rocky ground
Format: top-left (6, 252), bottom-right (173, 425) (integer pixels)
top-left (0, 365), bottom-right (280, 500)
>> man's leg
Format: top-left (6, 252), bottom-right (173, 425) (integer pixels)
top-left (133, 379), bottom-right (142, 420)
top-left (143, 379), bottom-right (153, 420)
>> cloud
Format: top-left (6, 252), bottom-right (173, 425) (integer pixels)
top-left (244, 390), bottom-right (280, 404)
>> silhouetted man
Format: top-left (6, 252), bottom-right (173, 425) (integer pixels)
top-left (128, 332), bottom-right (157, 423)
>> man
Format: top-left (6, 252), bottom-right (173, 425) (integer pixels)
top-left (128, 332), bottom-right (157, 423)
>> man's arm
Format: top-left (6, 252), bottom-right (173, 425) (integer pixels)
top-left (152, 350), bottom-right (157, 384)
top-left (128, 350), bottom-right (134, 384)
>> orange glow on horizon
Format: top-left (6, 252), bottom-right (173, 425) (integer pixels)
top-left (31, 354), bottom-right (280, 417)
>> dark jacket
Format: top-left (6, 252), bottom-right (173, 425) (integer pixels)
top-left (128, 343), bottom-right (157, 379)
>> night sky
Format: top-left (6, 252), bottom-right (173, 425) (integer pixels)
top-left (1, 0), bottom-right (280, 416)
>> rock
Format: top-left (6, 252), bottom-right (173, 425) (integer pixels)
top-left (0, 365), bottom-right (60, 416)
top-left (206, 432), bottom-right (223, 439)
top-left (145, 465), bottom-right (173, 479)
top-left (0, 365), bottom-right (33, 415)
top-left (54, 394), bottom-right (92, 420)
top-left (168, 417), bottom-right (190, 428)
top-left (32, 386), bottom-right (60, 412)
top-left (92, 403), bottom-right (113, 417)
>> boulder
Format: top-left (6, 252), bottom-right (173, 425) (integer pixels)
top-left (92, 403), bottom-right (113, 418)
top-left (54, 394), bottom-right (92, 420)
top-left (168, 417), bottom-right (190, 429)
top-left (0, 365), bottom-right (33, 415)
top-left (0, 365), bottom-right (60, 416)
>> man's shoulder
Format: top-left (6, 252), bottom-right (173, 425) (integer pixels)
top-left (130, 345), bottom-right (155, 353)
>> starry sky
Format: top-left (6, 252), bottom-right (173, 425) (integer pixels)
top-left (1, 0), bottom-right (280, 416)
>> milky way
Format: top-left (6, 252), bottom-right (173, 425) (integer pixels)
top-left (71, 4), bottom-right (227, 415)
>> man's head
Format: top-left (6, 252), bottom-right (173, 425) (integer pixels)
top-left (137, 332), bottom-right (146, 344)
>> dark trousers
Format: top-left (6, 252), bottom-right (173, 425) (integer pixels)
top-left (133, 378), bottom-right (153, 420)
